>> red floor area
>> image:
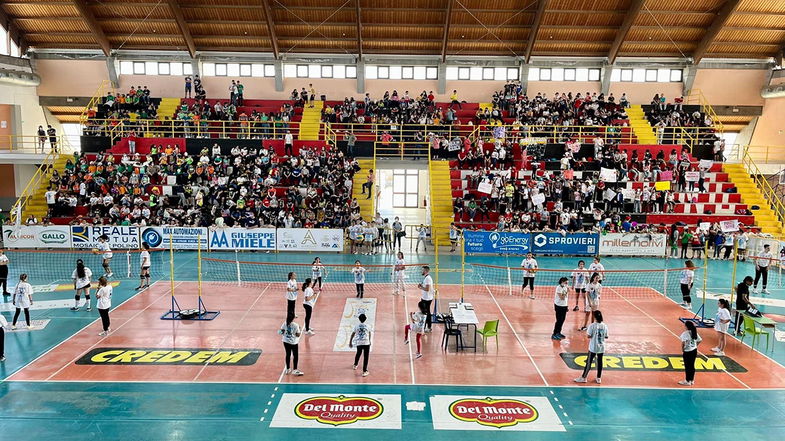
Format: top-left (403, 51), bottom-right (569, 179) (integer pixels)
top-left (10, 281), bottom-right (785, 389)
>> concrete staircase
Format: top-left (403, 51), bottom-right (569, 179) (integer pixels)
top-left (351, 159), bottom-right (376, 220)
top-left (22, 154), bottom-right (71, 221)
top-left (626, 104), bottom-right (658, 144)
top-left (724, 163), bottom-right (785, 235)
top-left (429, 160), bottom-right (453, 242)
top-left (299, 100), bottom-right (323, 141)
top-left (157, 97), bottom-right (182, 120)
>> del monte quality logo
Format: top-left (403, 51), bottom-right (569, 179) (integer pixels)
top-left (295, 395), bottom-right (384, 426)
top-left (449, 397), bottom-right (538, 428)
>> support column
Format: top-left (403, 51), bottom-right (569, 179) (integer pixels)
top-left (356, 60), bottom-right (365, 94)
top-left (600, 63), bottom-right (612, 95)
top-left (682, 64), bottom-right (698, 96)
top-left (190, 58), bottom-right (200, 77)
top-left (519, 62), bottom-right (530, 95)
top-left (105, 56), bottom-right (119, 89)
top-left (274, 59), bottom-right (284, 92)
top-left (437, 62), bottom-right (447, 95)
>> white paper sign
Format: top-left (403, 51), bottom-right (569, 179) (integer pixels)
top-left (699, 222), bottom-right (711, 231)
top-left (477, 181), bottom-right (493, 194)
top-left (685, 171), bottom-right (700, 182)
top-left (622, 189), bottom-right (636, 200)
top-left (532, 193), bottom-right (545, 206)
top-left (720, 219), bottom-right (740, 233)
top-left (699, 159), bottom-right (713, 170)
top-left (600, 167), bottom-right (617, 182)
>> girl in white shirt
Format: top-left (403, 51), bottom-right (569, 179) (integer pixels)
top-left (571, 260), bottom-right (589, 311)
top-left (136, 242), bottom-right (151, 291)
top-left (279, 314), bottom-right (303, 376)
top-left (575, 310), bottom-right (608, 384)
top-left (11, 274), bottom-right (33, 329)
top-left (350, 313), bottom-right (372, 377)
top-left (404, 309), bottom-right (427, 358)
top-left (71, 259), bottom-right (93, 311)
top-left (393, 252), bottom-right (406, 296)
top-left (352, 261), bottom-right (366, 298)
top-left (520, 253), bottom-right (538, 299)
top-left (712, 298), bottom-right (731, 356)
top-left (679, 260), bottom-right (695, 308)
top-left (96, 276), bottom-right (113, 336)
top-left (302, 278), bottom-right (319, 335)
top-left (285, 272), bottom-right (298, 318)
top-left (552, 277), bottom-right (569, 340)
top-left (588, 257), bottom-right (605, 283)
top-left (311, 257), bottom-right (325, 291)
top-left (93, 235), bottom-right (113, 278)
top-left (580, 273), bottom-right (602, 331)
top-left (679, 321), bottom-right (702, 386)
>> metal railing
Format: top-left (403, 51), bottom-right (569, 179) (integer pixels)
top-left (733, 145), bottom-right (785, 165)
top-left (8, 146), bottom-right (74, 224)
top-left (741, 145), bottom-right (785, 227)
top-left (80, 79), bottom-right (115, 123)
top-left (0, 135), bottom-right (70, 154)
top-left (686, 88), bottom-right (724, 135)
top-left (374, 141), bottom-right (432, 159)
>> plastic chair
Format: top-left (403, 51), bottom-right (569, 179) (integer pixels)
top-left (741, 315), bottom-right (771, 352)
top-left (476, 320), bottom-right (499, 351)
top-left (442, 316), bottom-right (464, 351)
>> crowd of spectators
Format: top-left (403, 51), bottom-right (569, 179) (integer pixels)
top-left (38, 144), bottom-right (360, 229)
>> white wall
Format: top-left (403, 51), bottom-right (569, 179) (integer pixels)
top-left (0, 82), bottom-right (64, 141)
top-left (13, 164), bottom-right (36, 197)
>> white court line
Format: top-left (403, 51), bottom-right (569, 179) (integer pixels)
top-left (193, 282), bottom-right (272, 381)
top-left (608, 286), bottom-right (751, 390)
top-left (45, 281), bottom-right (184, 381)
top-left (479, 276), bottom-right (550, 387)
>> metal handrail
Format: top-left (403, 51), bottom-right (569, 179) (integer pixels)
top-left (686, 88), bottom-right (724, 135)
top-left (0, 135), bottom-right (69, 153)
top-left (9, 151), bottom-right (59, 224)
top-left (742, 145), bottom-right (785, 227)
top-left (83, 118), bottom-right (309, 141)
top-left (80, 79), bottom-right (114, 123)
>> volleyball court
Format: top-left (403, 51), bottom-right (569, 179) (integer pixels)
top-left (8, 255), bottom-right (785, 389)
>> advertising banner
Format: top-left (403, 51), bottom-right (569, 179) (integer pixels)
top-left (140, 226), bottom-right (208, 250)
top-left (271, 393), bottom-right (402, 429)
top-left (1, 225), bottom-right (72, 248)
top-left (531, 232), bottom-right (598, 255)
top-left (429, 395), bottom-right (565, 431)
top-left (463, 231), bottom-right (531, 254)
top-left (208, 227), bottom-right (276, 251)
top-left (71, 225), bottom-right (140, 249)
top-left (277, 228), bottom-right (344, 252)
top-left (598, 233), bottom-right (667, 257)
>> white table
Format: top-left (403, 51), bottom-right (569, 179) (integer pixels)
top-left (449, 302), bottom-right (479, 351)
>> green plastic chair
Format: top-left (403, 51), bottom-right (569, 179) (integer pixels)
top-left (741, 315), bottom-right (771, 352)
top-left (476, 320), bottom-right (499, 351)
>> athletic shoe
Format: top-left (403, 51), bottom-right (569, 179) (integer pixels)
top-left (753, 287), bottom-right (759, 294)
top-left (10, 325), bottom-right (15, 330)
top-left (404, 339), bottom-right (409, 344)
top-left (284, 368), bottom-right (291, 375)
top-left (362, 371), bottom-right (369, 377)
top-left (305, 330), bottom-right (315, 335)
top-left (557, 333), bottom-right (566, 339)
top-left (26, 325), bottom-right (34, 330)
top-left (715, 351), bottom-right (725, 356)
top-left (0, 356), bottom-right (5, 362)
top-left (678, 302), bottom-right (687, 307)
top-left (574, 377), bottom-right (587, 383)
top-left (107, 273), bottom-right (113, 279)
top-left (678, 380), bottom-right (692, 386)
top-left (353, 365), bottom-right (358, 370)
top-left (415, 353), bottom-right (423, 359)
top-left (572, 306), bottom-right (579, 311)
top-left (135, 286), bottom-right (142, 291)
top-left (70, 307), bottom-right (79, 311)
top-left (595, 378), bottom-right (602, 384)
top-left (529, 295), bottom-right (536, 300)
top-left (292, 370), bottom-right (304, 376)
top-left (551, 334), bottom-right (561, 340)
top-left (98, 331), bottom-right (107, 336)
top-left (86, 307), bottom-right (92, 312)
top-left (579, 326), bottom-right (587, 331)
top-left (711, 347), bottom-right (720, 352)
top-left (763, 289), bottom-right (771, 294)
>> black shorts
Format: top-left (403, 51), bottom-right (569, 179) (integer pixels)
top-left (76, 283), bottom-right (91, 291)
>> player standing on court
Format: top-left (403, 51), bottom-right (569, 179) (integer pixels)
top-left (753, 243), bottom-right (772, 294)
top-left (350, 313), bottom-right (372, 377)
top-left (302, 278), bottom-right (318, 335)
top-left (11, 274), bottom-right (33, 330)
top-left (574, 310), bottom-right (608, 384)
top-left (679, 260), bottom-right (695, 309)
top-left (588, 257), bottom-right (605, 284)
top-left (286, 272), bottom-right (298, 318)
top-left (0, 249), bottom-right (10, 297)
top-left (352, 261), bottom-right (366, 298)
top-left (418, 266), bottom-right (435, 332)
top-left (136, 242), bottom-right (151, 291)
top-left (311, 257), bottom-right (325, 291)
top-left (404, 308), bottom-right (427, 358)
top-left (580, 273), bottom-right (602, 331)
top-left (96, 276), bottom-right (113, 336)
top-left (520, 252), bottom-right (538, 299)
top-left (71, 259), bottom-right (93, 311)
top-left (94, 234), bottom-right (113, 279)
top-left (571, 260), bottom-right (589, 311)
top-left (393, 251), bottom-right (406, 296)
top-left (552, 277), bottom-right (569, 340)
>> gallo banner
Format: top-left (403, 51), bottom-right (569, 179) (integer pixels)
top-left (463, 231), bottom-right (531, 254)
top-left (71, 226), bottom-right (140, 249)
top-left (277, 228), bottom-right (344, 252)
top-left (140, 227), bottom-right (208, 250)
top-left (599, 233), bottom-right (667, 257)
top-left (208, 227), bottom-right (276, 251)
top-left (1, 225), bottom-right (72, 248)
top-left (531, 232), bottom-right (598, 255)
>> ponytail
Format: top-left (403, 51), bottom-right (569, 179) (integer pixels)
top-left (685, 320), bottom-right (698, 340)
top-left (302, 278), bottom-right (312, 291)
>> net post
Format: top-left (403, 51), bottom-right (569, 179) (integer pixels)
top-left (702, 239), bottom-right (708, 308)
top-left (169, 233), bottom-right (175, 310)
top-left (663, 264), bottom-right (668, 297)
top-left (730, 239), bottom-right (739, 298)
top-left (197, 232), bottom-right (202, 299)
top-left (235, 249), bottom-right (241, 286)
top-left (460, 235), bottom-right (465, 303)
top-left (126, 250), bottom-right (131, 279)
top-left (506, 257), bottom-right (512, 296)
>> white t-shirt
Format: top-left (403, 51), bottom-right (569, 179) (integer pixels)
top-left (679, 269), bottom-right (694, 285)
top-left (585, 283), bottom-right (601, 311)
top-left (420, 274), bottom-right (434, 300)
top-left (140, 250), bottom-right (151, 268)
top-left (715, 308), bottom-right (731, 333)
top-left (572, 269), bottom-right (589, 289)
top-left (680, 330), bottom-right (702, 352)
top-left (97, 285), bottom-right (112, 309)
top-left (521, 258), bottom-right (538, 277)
top-left (589, 262), bottom-right (605, 280)
top-left (45, 190), bottom-right (57, 204)
top-left (352, 323), bottom-right (372, 346)
top-left (72, 267), bottom-right (93, 289)
top-left (285, 133), bottom-right (294, 145)
top-left (14, 281), bottom-right (33, 308)
top-left (757, 251), bottom-right (773, 268)
top-left (303, 287), bottom-right (316, 307)
top-left (312, 264), bottom-right (323, 278)
top-left (587, 322), bottom-right (608, 353)
top-left (554, 285), bottom-right (569, 307)
top-left (352, 267), bottom-right (366, 284)
top-left (286, 279), bottom-right (298, 301)
top-left (280, 321), bottom-right (301, 344)
top-left (394, 258), bottom-right (406, 274)
top-left (99, 242), bottom-right (113, 260)
top-left (410, 311), bottom-right (427, 333)
top-left (0, 254), bottom-right (8, 265)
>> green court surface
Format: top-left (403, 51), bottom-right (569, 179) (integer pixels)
top-left (1, 250), bottom-right (785, 439)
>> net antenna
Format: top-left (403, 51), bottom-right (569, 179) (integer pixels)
top-left (161, 232), bottom-right (220, 320)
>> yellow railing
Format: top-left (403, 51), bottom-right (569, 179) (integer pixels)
top-left (8, 145), bottom-right (71, 224)
top-left (80, 79), bottom-right (115, 123)
top-left (83, 118), bottom-right (310, 143)
top-left (735, 145), bottom-right (785, 165)
top-left (742, 145), bottom-right (785, 226)
top-left (0, 135), bottom-right (70, 153)
top-left (374, 141), bottom-right (432, 159)
top-left (686, 88), bottom-right (724, 135)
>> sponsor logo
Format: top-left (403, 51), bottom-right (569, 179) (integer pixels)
top-left (560, 352), bottom-right (747, 372)
top-left (600, 237), bottom-right (665, 248)
top-left (533, 234), bottom-right (547, 248)
top-left (210, 231), bottom-right (275, 249)
top-left (141, 228), bottom-right (163, 247)
top-left (40, 229), bottom-right (68, 244)
top-left (449, 397), bottom-right (538, 428)
top-left (295, 396), bottom-right (384, 426)
top-left (489, 232), bottom-right (530, 250)
top-left (3, 229), bottom-right (33, 243)
top-left (75, 348), bottom-right (262, 365)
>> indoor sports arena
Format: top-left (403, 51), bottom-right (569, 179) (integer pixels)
top-left (2, 1), bottom-right (785, 439)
